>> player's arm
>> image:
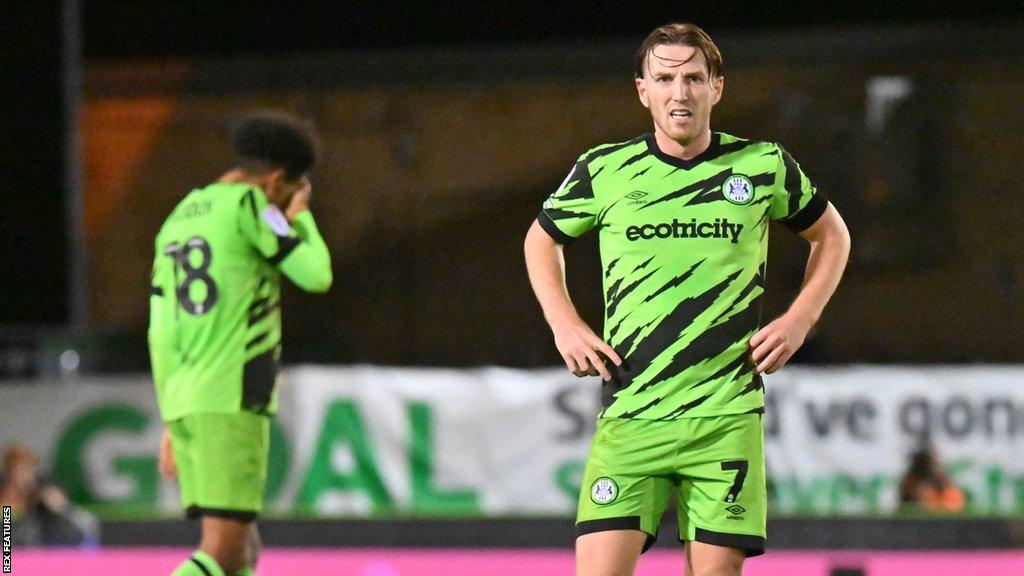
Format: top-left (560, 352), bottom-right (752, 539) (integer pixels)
top-left (750, 203), bottom-right (850, 373)
top-left (278, 183), bottom-right (332, 293)
top-left (148, 244), bottom-right (178, 388)
top-left (243, 182), bottom-right (333, 293)
top-left (524, 220), bottom-right (621, 381)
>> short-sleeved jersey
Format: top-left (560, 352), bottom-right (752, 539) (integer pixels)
top-left (149, 182), bottom-right (332, 422)
top-left (539, 132), bottom-right (827, 420)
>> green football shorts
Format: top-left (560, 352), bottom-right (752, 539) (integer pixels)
top-left (576, 413), bottom-right (767, 556)
top-left (167, 411), bottom-right (270, 522)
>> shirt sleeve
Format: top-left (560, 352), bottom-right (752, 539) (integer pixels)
top-left (770, 146), bottom-right (828, 232)
top-left (537, 155), bottom-right (601, 244)
top-left (147, 235), bottom-right (177, 388)
top-left (278, 211), bottom-right (333, 293)
top-left (239, 188), bottom-right (333, 293)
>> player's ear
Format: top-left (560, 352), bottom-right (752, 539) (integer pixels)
top-left (264, 168), bottom-right (288, 204)
top-left (711, 74), bottom-right (724, 106)
top-left (636, 76), bottom-right (650, 109)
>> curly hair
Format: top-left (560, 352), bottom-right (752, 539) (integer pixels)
top-left (231, 110), bottom-right (321, 179)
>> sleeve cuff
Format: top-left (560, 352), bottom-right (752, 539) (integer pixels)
top-left (537, 211), bottom-right (576, 245)
top-left (267, 235), bottom-right (301, 265)
top-left (780, 193), bottom-right (828, 233)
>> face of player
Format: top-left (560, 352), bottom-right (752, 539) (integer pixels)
top-left (9, 459), bottom-right (37, 490)
top-left (262, 169), bottom-right (305, 210)
top-left (635, 44), bottom-right (723, 147)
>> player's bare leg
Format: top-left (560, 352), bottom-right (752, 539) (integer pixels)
top-left (245, 524), bottom-right (262, 571)
top-left (685, 541), bottom-right (744, 576)
top-left (575, 529), bottom-right (647, 576)
top-left (198, 516), bottom-right (252, 574)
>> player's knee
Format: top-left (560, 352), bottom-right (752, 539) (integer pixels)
top-left (201, 543), bottom-right (247, 573)
top-left (246, 527), bottom-right (262, 566)
top-left (576, 567), bottom-right (638, 576)
top-left (575, 530), bottom-right (646, 576)
top-left (688, 554), bottom-right (744, 576)
top-left (199, 529), bottom-right (250, 572)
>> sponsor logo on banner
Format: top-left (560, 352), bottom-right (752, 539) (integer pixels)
top-left (2, 368), bottom-right (1024, 518)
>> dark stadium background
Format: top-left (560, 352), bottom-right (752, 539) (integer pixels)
top-left (3, 1), bottom-right (1022, 371)
top-left (1, 2), bottom-right (1022, 574)
top-left (79, 2), bottom-right (1023, 59)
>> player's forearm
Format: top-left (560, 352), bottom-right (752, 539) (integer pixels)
top-left (524, 220), bottom-right (583, 329)
top-left (290, 210), bottom-right (324, 244)
top-left (279, 211), bottom-right (333, 293)
top-left (787, 207), bottom-right (850, 327)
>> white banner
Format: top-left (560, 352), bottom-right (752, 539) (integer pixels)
top-left (275, 366), bottom-right (600, 516)
top-left (0, 366), bottom-right (1021, 516)
top-left (764, 366), bottom-right (1024, 514)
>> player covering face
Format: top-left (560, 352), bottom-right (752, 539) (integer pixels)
top-left (150, 110), bottom-right (332, 576)
top-left (524, 23), bottom-right (850, 576)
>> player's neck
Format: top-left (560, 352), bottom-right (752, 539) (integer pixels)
top-left (218, 168), bottom-right (261, 187)
top-left (653, 128), bottom-right (712, 161)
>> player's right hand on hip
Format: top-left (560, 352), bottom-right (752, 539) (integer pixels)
top-left (551, 319), bottom-right (622, 381)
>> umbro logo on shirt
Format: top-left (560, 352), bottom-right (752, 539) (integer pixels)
top-left (625, 218), bottom-right (744, 243)
top-left (626, 190), bottom-right (649, 206)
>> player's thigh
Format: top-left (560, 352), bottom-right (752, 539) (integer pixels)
top-left (676, 414), bottom-right (766, 558)
top-left (685, 540), bottom-right (745, 576)
top-left (200, 515), bottom-right (251, 547)
top-left (187, 411), bottom-right (271, 514)
top-left (247, 523), bottom-right (263, 566)
top-left (576, 418), bottom-right (677, 546)
top-left (576, 529), bottom-right (648, 576)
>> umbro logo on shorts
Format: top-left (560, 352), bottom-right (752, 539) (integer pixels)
top-left (725, 504), bottom-right (746, 520)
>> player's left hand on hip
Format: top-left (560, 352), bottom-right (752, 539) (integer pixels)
top-left (749, 313), bottom-right (810, 374)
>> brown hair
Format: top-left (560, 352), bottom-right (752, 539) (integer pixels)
top-left (2, 443), bottom-right (37, 472)
top-left (635, 23), bottom-right (723, 79)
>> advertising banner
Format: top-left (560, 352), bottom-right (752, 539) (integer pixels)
top-left (0, 366), bottom-right (1021, 517)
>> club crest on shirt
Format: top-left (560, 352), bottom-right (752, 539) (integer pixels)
top-left (591, 477), bottom-right (618, 505)
top-left (722, 175), bottom-right (755, 205)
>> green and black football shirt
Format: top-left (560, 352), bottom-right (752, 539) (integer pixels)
top-left (539, 133), bottom-right (827, 420)
top-left (149, 182), bottom-right (332, 422)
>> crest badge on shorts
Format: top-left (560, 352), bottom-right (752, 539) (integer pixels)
top-left (722, 174), bottom-right (755, 205)
top-left (590, 477), bottom-right (618, 504)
